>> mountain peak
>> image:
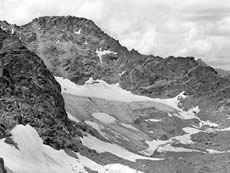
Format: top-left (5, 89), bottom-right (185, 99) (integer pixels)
top-left (1, 15), bottom-right (230, 173)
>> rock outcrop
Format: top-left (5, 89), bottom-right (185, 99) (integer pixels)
top-left (0, 28), bottom-right (81, 150)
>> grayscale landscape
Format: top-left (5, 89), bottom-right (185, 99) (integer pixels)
top-left (0, 1), bottom-right (230, 173)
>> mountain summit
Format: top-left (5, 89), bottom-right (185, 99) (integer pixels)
top-left (1, 16), bottom-right (230, 173)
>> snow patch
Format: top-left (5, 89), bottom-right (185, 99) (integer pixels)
top-left (81, 134), bottom-right (162, 162)
top-left (11, 28), bottom-right (15, 34)
top-left (147, 119), bottom-right (162, 122)
top-left (96, 48), bottom-right (117, 63)
top-left (55, 76), bottom-right (168, 102)
top-left (119, 71), bottom-right (126, 76)
top-left (199, 120), bottom-right (219, 128)
top-left (140, 127), bottom-right (202, 156)
top-left (85, 120), bottom-right (106, 137)
top-left (91, 112), bottom-right (117, 125)
top-left (0, 125), bottom-right (142, 173)
top-left (0, 125), bottom-right (86, 173)
top-left (120, 123), bottom-right (139, 131)
top-left (158, 144), bottom-right (200, 153)
top-left (56, 77), bottom-right (218, 126)
top-left (68, 112), bottom-right (80, 123)
top-left (74, 29), bottom-right (81, 34)
top-left (219, 127), bottom-right (230, 131)
top-left (0, 26), bottom-right (7, 31)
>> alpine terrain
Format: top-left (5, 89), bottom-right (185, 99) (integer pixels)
top-left (0, 16), bottom-right (230, 173)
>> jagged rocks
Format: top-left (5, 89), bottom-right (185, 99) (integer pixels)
top-left (0, 29), bottom-right (81, 150)
top-left (2, 17), bottom-right (229, 100)
top-left (2, 16), bottom-right (230, 126)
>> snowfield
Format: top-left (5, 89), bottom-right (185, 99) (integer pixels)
top-left (0, 125), bottom-right (144, 173)
top-left (55, 76), bottom-right (229, 163)
top-left (67, 112), bottom-right (80, 123)
top-left (81, 134), bottom-right (162, 162)
top-left (96, 48), bottom-right (117, 63)
top-left (55, 77), bottom-right (199, 119)
top-left (140, 127), bottom-right (204, 156)
top-left (91, 112), bottom-right (117, 124)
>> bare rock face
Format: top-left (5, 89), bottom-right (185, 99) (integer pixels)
top-left (0, 17), bottom-right (129, 85)
top-left (0, 158), bottom-right (6, 173)
top-left (0, 29), bottom-right (81, 150)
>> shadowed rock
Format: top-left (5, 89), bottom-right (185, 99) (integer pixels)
top-left (0, 28), bottom-right (82, 150)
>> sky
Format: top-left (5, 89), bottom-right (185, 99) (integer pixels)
top-left (0, 0), bottom-right (230, 70)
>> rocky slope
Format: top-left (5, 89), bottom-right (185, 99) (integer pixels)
top-left (1, 16), bottom-right (230, 173)
top-left (0, 28), bottom-right (85, 151)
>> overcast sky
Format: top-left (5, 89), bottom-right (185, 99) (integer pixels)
top-left (1, 0), bottom-right (230, 70)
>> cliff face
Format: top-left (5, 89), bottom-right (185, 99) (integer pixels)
top-left (0, 28), bottom-right (81, 150)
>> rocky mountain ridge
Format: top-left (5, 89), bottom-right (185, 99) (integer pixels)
top-left (1, 16), bottom-right (230, 173)
top-left (1, 16), bottom-right (230, 126)
top-left (0, 28), bottom-right (85, 151)
top-left (1, 16), bottom-right (229, 96)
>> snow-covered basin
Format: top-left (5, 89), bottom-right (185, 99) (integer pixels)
top-left (0, 125), bottom-right (143, 173)
top-left (56, 77), bottom-right (224, 156)
top-left (55, 77), bottom-right (190, 119)
top-left (55, 76), bottom-right (175, 103)
top-left (62, 93), bottom-right (175, 123)
top-left (56, 77), bottom-right (221, 123)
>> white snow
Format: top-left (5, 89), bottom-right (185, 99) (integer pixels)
top-left (158, 144), bottom-right (200, 153)
top-left (206, 149), bottom-right (224, 154)
top-left (96, 48), bottom-right (117, 63)
top-left (85, 120), bottom-right (107, 137)
top-left (0, 125), bottom-right (144, 173)
top-left (81, 134), bottom-right (162, 162)
top-left (172, 127), bottom-right (201, 145)
top-left (56, 77), bottom-right (199, 119)
top-left (120, 122), bottom-right (139, 131)
top-left (55, 76), bottom-right (171, 103)
top-left (68, 112), bottom-right (81, 123)
top-left (0, 26), bottom-right (7, 31)
top-left (91, 112), bottom-right (117, 124)
top-left (0, 125), bottom-right (86, 173)
top-left (147, 119), bottom-right (162, 122)
top-left (119, 71), bottom-right (126, 76)
top-left (140, 140), bottom-right (171, 156)
top-left (219, 127), bottom-right (230, 131)
top-left (77, 153), bottom-right (143, 173)
top-left (183, 127), bottom-right (201, 135)
top-left (11, 28), bottom-right (15, 34)
top-left (140, 127), bottom-right (202, 156)
top-left (199, 120), bottom-right (219, 128)
top-left (74, 29), bottom-right (81, 34)
top-left (56, 76), bottom-right (220, 127)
